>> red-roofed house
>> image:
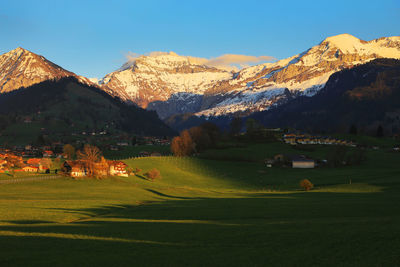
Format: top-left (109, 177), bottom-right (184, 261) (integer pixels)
top-left (109, 161), bottom-right (128, 177)
top-left (27, 158), bottom-right (41, 165)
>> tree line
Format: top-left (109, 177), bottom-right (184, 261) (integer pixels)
top-left (171, 123), bottom-right (220, 156)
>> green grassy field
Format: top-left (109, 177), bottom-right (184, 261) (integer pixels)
top-left (103, 145), bottom-right (171, 159)
top-left (0, 142), bottom-right (399, 266)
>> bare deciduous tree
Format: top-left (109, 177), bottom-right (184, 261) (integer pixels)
top-left (77, 144), bottom-right (102, 176)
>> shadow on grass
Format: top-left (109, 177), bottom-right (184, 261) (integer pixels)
top-left (2, 220), bottom-right (54, 225)
top-left (134, 174), bottom-right (148, 181)
top-left (1, 192), bottom-right (400, 266)
top-left (145, 189), bottom-right (197, 200)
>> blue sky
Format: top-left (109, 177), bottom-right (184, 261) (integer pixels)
top-left (1, 0), bottom-right (399, 78)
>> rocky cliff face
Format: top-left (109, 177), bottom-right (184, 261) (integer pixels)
top-left (99, 34), bottom-right (400, 118)
top-left (0, 47), bottom-right (93, 93)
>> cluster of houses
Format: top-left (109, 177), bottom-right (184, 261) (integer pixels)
top-left (143, 137), bottom-right (170, 146)
top-left (108, 137), bottom-right (170, 151)
top-left (138, 151), bottom-right (162, 157)
top-left (0, 152), bottom-right (51, 173)
top-left (4, 144), bottom-right (63, 158)
top-left (283, 133), bottom-right (356, 147)
top-left (0, 149), bottom-right (131, 177)
top-left (62, 160), bottom-right (128, 178)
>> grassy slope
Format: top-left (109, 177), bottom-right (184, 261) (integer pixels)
top-left (103, 145), bottom-right (171, 159)
top-left (0, 143), bottom-right (399, 266)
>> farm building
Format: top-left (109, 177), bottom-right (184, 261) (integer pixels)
top-left (292, 159), bottom-right (315, 169)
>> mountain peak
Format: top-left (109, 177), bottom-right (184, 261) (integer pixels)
top-left (0, 47), bottom-right (96, 93)
top-left (14, 47), bottom-right (28, 52)
top-left (6, 47), bottom-right (31, 57)
top-left (320, 34), bottom-right (365, 53)
top-left (322, 33), bottom-right (361, 43)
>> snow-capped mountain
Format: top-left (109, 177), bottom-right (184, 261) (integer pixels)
top-left (99, 34), bottom-right (400, 118)
top-left (196, 34), bottom-right (400, 116)
top-left (99, 51), bottom-right (233, 110)
top-left (0, 47), bottom-right (93, 93)
top-left (3, 34), bottom-right (400, 120)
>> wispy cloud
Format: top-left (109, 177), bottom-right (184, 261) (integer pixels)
top-left (123, 51), bottom-right (275, 71)
top-left (125, 51), bottom-right (141, 62)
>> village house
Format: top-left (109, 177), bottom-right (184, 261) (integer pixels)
top-left (23, 166), bottom-right (39, 172)
top-left (27, 158), bottom-right (41, 165)
top-left (2, 154), bottom-right (23, 168)
top-left (71, 165), bottom-right (86, 177)
top-left (63, 161), bottom-right (87, 177)
top-left (108, 161), bottom-right (128, 177)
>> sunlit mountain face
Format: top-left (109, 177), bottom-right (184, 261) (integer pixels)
top-left (94, 34), bottom-right (400, 119)
top-left (1, 34), bottom-right (400, 121)
top-left (0, 47), bottom-right (95, 94)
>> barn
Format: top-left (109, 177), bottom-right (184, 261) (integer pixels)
top-left (292, 159), bottom-right (315, 169)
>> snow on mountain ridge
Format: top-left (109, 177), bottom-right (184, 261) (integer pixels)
top-left (194, 34), bottom-right (400, 116)
top-left (99, 34), bottom-right (400, 118)
top-left (118, 51), bottom-right (193, 72)
top-left (100, 51), bottom-right (233, 108)
top-left (2, 34), bottom-right (400, 119)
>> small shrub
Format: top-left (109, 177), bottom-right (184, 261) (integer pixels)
top-left (144, 168), bottom-right (161, 181)
top-left (300, 179), bottom-right (314, 191)
top-left (126, 167), bottom-right (134, 175)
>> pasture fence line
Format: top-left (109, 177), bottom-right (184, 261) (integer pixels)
top-left (0, 175), bottom-right (65, 184)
